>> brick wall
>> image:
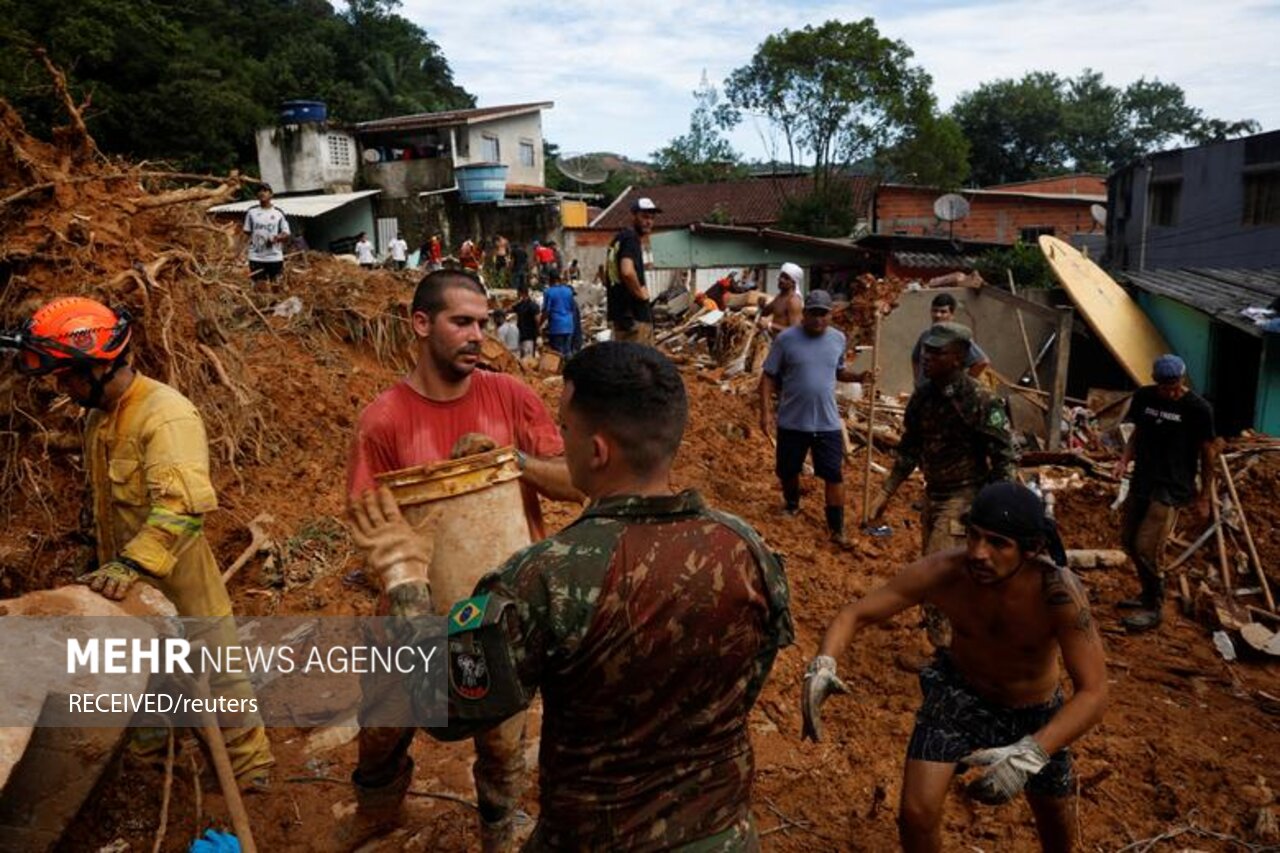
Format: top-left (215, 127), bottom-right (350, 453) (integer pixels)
top-left (875, 187), bottom-right (1102, 244)
top-left (986, 175), bottom-right (1107, 196)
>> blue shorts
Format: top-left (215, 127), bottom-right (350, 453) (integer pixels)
top-left (906, 653), bottom-right (1073, 798)
top-left (775, 428), bottom-right (844, 483)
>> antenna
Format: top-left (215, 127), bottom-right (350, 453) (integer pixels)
top-left (555, 153), bottom-right (610, 193)
top-left (933, 193), bottom-right (971, 241)
top-left (1090, 203), bottom-right (1107, 229)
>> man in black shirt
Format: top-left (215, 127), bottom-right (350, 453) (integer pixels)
top-left (1115, 354), bottom-right (1216, 632)
top-left (606, 197), bottom-right (661, 345)
top-left (511, 242), bottom-right (529, 291)
top-left (512, 287), bottom-right (541, 358)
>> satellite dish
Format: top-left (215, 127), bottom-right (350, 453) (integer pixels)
top-left (555, 153), bottom-right (609, 187)
top-left (1090, 204), bottom-right (1107, 227)
top-left (933, 193), bottom-right (971, 222)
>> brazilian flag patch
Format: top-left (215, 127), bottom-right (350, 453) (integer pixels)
top-left (448, 594), bottom-right (489, 635)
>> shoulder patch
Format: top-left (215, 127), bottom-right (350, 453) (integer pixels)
top-left (987, 405), bottom-right (1008, 429)
top-left (448, 594), bottom-right (490, 635)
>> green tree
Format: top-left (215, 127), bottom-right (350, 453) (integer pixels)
top-left (953, 69), bottom-right (1260, 185)
top-left (722, 19), bottom-right (939, 235)
top-left (651, 72), bottom-right (746, 184)
top-left (0, 0), bottom-right (474, 172)
top-left (876, 112), bottom-right (970, 187)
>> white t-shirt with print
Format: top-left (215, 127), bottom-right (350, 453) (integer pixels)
top-left (243, 205), bottom-right (290, 262)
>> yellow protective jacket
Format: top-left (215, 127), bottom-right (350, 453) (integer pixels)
top-left (85, 374), bottom-right (232, 618)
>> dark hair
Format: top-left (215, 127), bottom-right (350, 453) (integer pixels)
top-left (411, 269), bottom-right (487, 316)
top-left (931, 293), bottom-right (957, 310)
top-left (563, 342), bottom-right (688, 474)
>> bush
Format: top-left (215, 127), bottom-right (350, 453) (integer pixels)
top-left (974, 241), bottom-right (1056, 289)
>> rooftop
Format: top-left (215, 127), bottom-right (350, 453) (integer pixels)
top-left (207, 189), bottom-right (381, 219)
top-left (354, 101), bottom-right (554, 135)
top-left (590, 176), bottom-right (876, 231)
top-left (1120, 267), bottom-right (1280, 336)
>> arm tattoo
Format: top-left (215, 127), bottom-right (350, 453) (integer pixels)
top-left (1042, 566), bottom-right (1098, 637)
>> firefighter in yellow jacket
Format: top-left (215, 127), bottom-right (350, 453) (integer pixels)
top-left (15, 296), bottom-right (273, 786)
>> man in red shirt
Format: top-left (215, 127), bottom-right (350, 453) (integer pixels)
top-left (345, 269), bottom-right (580, 850)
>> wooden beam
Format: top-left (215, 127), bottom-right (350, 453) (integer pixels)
top-left (1046, 307), bottom-right (1074, 450)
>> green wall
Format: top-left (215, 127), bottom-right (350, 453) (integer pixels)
top-left (1257, 338), bottom-right (1280, 436)
top-left (1137, 293), bottom-right (1212, 392)
top-left (302, 200), bottom-right (378, 254)
top-left (651, 230), bottom-right (861, 269)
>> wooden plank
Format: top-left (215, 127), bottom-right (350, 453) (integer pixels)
top-left (1046, 306), bottom-right (1073, 451)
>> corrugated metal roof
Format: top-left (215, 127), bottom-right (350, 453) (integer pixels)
top-left (208, 190), bottom-right (381, 219)
top-left (1120, 267), bottom-right (1280, 336)
top-left (892, 251), bottom-right (979, 269)
top-left (354, 102), bottom-right (553, 135)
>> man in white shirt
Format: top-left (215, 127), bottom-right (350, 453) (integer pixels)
top-left (355, 232), bottom-right (376, 269)
top-left (389, 234), bottom-right (409, 270)
top-left (242, 184), bottom-right (290, 284)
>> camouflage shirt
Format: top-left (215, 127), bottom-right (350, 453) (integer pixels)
top-left (394, 490), bottom-right (792, 851)
top-left (886, 374), bottom-right (1016, 498)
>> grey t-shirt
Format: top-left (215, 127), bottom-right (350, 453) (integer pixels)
top-left (762, 326), bottom-right (847, 432)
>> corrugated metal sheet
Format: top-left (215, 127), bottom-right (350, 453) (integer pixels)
top-left (892, 251), bottom-right (979, 269)
top-left (1120, 267), bottom-right (1280, 335)
top-left (208, 190), bottom-right (381, 220)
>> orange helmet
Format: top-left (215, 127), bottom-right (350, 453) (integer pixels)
top-left (16, 297), bottom-right (132, 376)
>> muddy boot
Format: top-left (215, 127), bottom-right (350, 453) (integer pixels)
top-left (1116, 597), bottom-right (1147, 610)
top-left (325, 757), bottom-right (413, 852)
top-left (480, 814), bottom-right (514, 853)
top-left (1122, 578), bottom-right (1165, 632)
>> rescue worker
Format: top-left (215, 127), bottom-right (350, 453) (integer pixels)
top-left (866, 322), bottom-right (1015, 647)
top-left (1114, 354), bottom-right (1216, 632)
top-left (345, 269), bottom-right (581, 851)
top-left (760, 290), bottom-right (874, 546)
top-left (349, 342), bottom-right (794, 850)
top-left (757, 262), bottom-right (804, 331)
top-left (14, 296), bottom-right (273, 788)
top-left (804, 482), bottom-right (1107, 853)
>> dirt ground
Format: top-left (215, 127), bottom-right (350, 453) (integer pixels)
top-left (1, 91), bottom-right (1277, 853)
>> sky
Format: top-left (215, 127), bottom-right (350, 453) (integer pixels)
top-left (400, 0), bottom-right (1280, 165)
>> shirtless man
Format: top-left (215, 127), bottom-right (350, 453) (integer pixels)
top-left (758, 262), bottom-right (804, 330)
top-left (803, 482), bottom-right (1107, 853)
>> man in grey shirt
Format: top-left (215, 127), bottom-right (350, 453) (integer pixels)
top-left (760, 290), bottom-right (873, 545)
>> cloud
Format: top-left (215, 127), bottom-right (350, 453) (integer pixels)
top-left (400, 0), bottom-right (1279, 161)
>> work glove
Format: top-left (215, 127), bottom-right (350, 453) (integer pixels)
top-left (960, 735), bottom-right (1051, 805)
top-left (190, 829), bottom-right (241, 853)
top-left (348, 486), bottom-right (434, 593)
top-left (450, 432), bottom-right (498, 459)
top-left (801, 655), bottom-right (851, 742)
top-left (77, 558), bottom-right (145, 601)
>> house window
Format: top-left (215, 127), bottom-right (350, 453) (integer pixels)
top-left (481, 135), bottom-right (500, 162)
top-left (326, 135), bottom-right (352, 168)
top-left (1149, 181), bottom-right (1181, 227)
top-left (1242, 170), bottom-right (1280, 226)
top-left (1019, 226), bottom-right (1055, 242)
top-left (519, 140), bottom-right (535, 168)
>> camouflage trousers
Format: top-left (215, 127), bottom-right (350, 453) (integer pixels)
top-left (919, 487), bottom-right (979, 649)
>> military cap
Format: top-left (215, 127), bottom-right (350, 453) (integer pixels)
top-left (921, 321), bottom-right (973, 348)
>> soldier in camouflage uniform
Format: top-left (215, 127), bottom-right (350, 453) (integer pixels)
top-left (350, 342), bottom-right (794, 852)
top-left (866, 322), bottom-right (1016, 647)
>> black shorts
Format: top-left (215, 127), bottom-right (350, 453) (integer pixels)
top-left (249, 260), bottom-right (283, 281)
top-left (906, 653), bottom-right (1073, 798)
top-left (775, 428), bottom-right (844, 483)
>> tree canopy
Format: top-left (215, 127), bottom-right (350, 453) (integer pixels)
top-left (651, 72), bottom-right (746, 185)
top-left (721, 19), bottom-right (967, 235)
top-left (952, 69), bottom-right (1260, 185)
top-left (0, 0), bottom-right (474, 172)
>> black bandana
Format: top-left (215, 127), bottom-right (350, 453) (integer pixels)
top-left (964, 482), bottom-right (1067, 566)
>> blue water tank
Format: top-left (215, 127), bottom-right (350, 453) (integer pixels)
top-left (456, 163), bottom-right (509, 203)
top-left (280, 100), bottom-right (328, 123)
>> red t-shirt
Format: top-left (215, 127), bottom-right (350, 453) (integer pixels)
top-left (347, 371), bottom-right (564, 539)
top-left (535, 245), bottom-right (556, 265)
